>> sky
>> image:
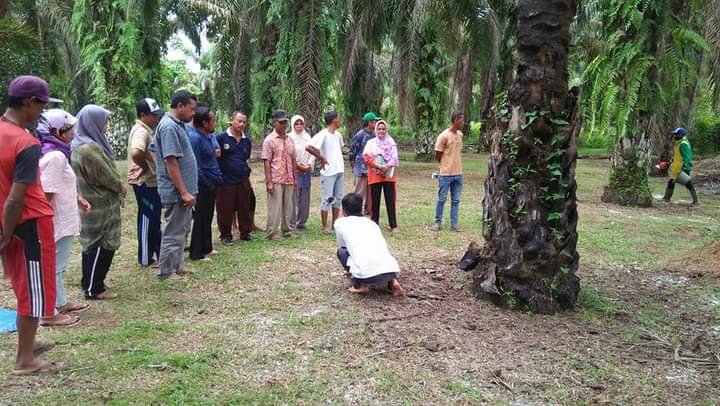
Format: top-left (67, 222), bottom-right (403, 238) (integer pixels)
top-left (165, 29), bottom-right (209, 74)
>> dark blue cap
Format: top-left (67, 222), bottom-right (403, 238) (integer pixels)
top-left (671, 127), bottom-right (687, 135)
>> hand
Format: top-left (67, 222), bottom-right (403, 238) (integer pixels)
top-left (266, 182), bottom-right (274, 194)
top-left (180, 192), bottom-right (196, 208)
top-left (122, 184), bottom-right (128, 195)
top-left (215, 148), bottom-right (221, 158)
top-left (320, 157), bottom-right (329, 168)
top-left (78, 196), bottom-right (92, 213)
top-left (0, 236), bottom-right (10, 255)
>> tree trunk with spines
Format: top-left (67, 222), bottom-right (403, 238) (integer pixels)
top-left (462, 0), bottom-right (580, 314)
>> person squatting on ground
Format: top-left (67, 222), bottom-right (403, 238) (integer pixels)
top-left (431, 112), bottom-right (465, 232)
top-left (215, 111), bottom-right (255, 245)
top-left (126, 97), bottom-right (163, 268)
top-left (288, 115), bottom-right (314, 230)
top-left (334, 193), bottom-right (404, 296)
top-left (349, 112), bottom-right (379, 215)
top-left (663, 127), bottom-right (699, 205)
top-left (155, 90), bottom-right (198, 280)
top-left (188, 104), bottom-right (223, 261)
top-left (38, 109), bottom-right (90, 327)
top-left (1, 75), bottom-right (64, 374)
top-left (262, 110), bottom-right (297, 240)
top-left (363, 119), bottom-right (399, 232)
top-left (71, 105), bottom-right (125, 300)
top-left (306, 111), bottom-right (343, 234)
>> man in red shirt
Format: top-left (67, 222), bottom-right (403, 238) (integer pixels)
top-left (1, 75), bottom-right (63, 374)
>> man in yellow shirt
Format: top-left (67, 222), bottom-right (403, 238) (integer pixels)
top-left (662, 127), bottom-right (699, 205)
top-left (431, 112), bottom-right (465, 232)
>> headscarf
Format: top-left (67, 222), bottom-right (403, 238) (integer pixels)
top-left (71, 104), bottom-right (114, 159)
top-left (289, 114), bottom-right (314, 165)
top-left (371, 119), bottom-right (399, 167)
top-left (290, 115), bottom-right (308, 136)
top-left (38, 109), bottom-right (76, 160)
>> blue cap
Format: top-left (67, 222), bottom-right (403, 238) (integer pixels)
top-left (671, 127), bottom-right (687, 135)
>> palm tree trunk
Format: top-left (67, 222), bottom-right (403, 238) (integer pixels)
top-left (463, 0), bottom-right (580, 314)
top-left (297, 0), bottom-right (321, 131)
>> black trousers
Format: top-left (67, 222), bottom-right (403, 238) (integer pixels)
top-left (370, 182), bottom-right (398, 228)
top-left (132, 184), bottom-right (162, 266)
top-left (190, 186), bottom-right (216, 260)
top-left (336, 247), bottom-right (397, 288)
top-left (81, 245), bottom-right (116, 298)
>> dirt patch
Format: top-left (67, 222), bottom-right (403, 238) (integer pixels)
top-left (694, 158), bottom-right (720, 175)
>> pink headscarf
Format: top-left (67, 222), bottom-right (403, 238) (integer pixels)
top-left (371, 120), bottom-right (399, 167)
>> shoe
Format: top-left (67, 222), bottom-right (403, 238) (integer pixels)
top-left (451, 225), bottom-right (461, 233)
top-left (221, 237), bottom-right (233, 246)
top-left (176, 267), bottom-right (195, 275)
top-left (158, 272), bottom-right (183, 281)
top-left (430, 223), bottom-right (441, 231)
top-left (283, 231), bottom-right (295, 238)
top-left (240, 234), bottom-right (256, 241)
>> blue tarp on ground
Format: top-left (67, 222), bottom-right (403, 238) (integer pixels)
top-left (0, 307), bottom-right (17, 333)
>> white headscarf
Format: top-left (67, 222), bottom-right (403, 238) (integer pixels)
top-left (289, 114), bottom-right (314, 165)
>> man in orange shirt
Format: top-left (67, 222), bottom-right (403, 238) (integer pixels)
top-left (1, 75), bottom-right (64, 374)
top-left (431, 112), bottom-right (465, 232)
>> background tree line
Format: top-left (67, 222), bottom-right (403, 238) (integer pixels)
top-left (1, 0), bottom-right (719, 197)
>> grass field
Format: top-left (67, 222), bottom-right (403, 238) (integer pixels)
top-left (1, 152), bottom-right (720, 405)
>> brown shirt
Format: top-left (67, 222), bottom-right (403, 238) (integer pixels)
top-left (434, 128), bottom-right (463, 176)
top-left (127, 120), bottom-right (157, 187)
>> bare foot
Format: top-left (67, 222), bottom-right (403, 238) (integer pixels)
top-left (347, 285), bottom-right (370, 294)
top-left (321, 227), bottom-right (331, 234)
top-left (390, 279), bottom-right (404, 297)
top-left (94, 291), bottom-right (119, 300)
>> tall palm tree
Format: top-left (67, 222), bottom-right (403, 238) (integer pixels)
top-left (463, 0), bottom-right (580, 314)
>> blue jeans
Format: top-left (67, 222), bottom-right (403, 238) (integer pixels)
top-left (55, 235), bottom-right (74, 310)
top-left (435, 175), bottom-right (463, 226)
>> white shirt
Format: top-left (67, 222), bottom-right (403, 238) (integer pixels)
top-left (39, 151), bottom-right (80, 241)
top-left (289, 130), bottom-right (315, 166)
top-left (310, 128), bottom-right (344, 176)
top-left (335, 216), bottom-right (400, 279)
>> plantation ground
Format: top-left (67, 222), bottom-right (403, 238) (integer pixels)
top-left (1, 152), bottom-right (720, 405)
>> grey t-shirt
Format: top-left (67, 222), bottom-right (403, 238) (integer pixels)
top-left (154, 113), bottom-right (198, 204)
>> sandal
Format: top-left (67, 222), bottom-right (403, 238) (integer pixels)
top-left (11, 361), bottom-right (65, 376)
top-left (59, 302), bottom-right (90, 314)
top-left (40, 314), bottom-right (80, 327)
top-left (86, 291), bottom-right (119, 300)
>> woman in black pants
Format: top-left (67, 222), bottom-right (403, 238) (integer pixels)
top-left (362, 120), bottom-right (399, 232)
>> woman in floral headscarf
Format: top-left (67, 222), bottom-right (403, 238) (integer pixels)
top-left (362, 120), bottom-right (399, 232)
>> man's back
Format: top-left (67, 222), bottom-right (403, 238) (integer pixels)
top-left (335, 215), bottom-right (399, 279)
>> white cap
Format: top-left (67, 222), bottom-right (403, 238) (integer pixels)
top-left (142, 97), bottom-right (163, 115)
top-left (42, 109), bottom-right (76, 130)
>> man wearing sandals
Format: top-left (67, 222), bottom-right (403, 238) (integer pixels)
top-left (0, 76), bottom-right (64, 374)
top-left (261, 110), bottom-right (297, 240)
top-left (335, 193), bottom-right (404, 297)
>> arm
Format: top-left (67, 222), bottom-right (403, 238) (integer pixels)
top-left (79, 146), bottom-right (126, 194)
top-left (305, 145), bottom-right (328, 168)
top-left (165, 156), bottom-right (196, 207)
top-left (263, 159), bottom-right (274, 193)
top-left (679, 142), bottom-right (692, 172)
top-left (434, 133), bottom-right (446, 163)
top-left (435, 151), bottom-right (443, 163)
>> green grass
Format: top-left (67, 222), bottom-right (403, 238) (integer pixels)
top-left (1, 151), bottom-right (720, 404)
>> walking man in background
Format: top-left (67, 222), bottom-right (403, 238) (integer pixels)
top-left (663, 127), bottom-right (700, 205)
top-left (306, 111), bottom-right (343, 233)
top-left (431, 112), bottom-right (465, 232)
top-left (349, 112), bottom-right (378, 215)
top-left (155, 90), bottom-right (198, 280)
top-left (127, 97), bottom-right (163, 268)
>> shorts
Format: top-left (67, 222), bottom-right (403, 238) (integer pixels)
top-left (320, 173), bottom-right (344, 210)
top-left (2, 217), bottom-right (56, 318)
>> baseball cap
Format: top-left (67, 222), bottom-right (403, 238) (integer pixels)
top-left (138, 97), bottom-right (164, 116)
top-left (671, 127), bottom-right (687, 136)
top-left (42, 109), bottom-right (76, 130)
top-left (8, 75), bottom-right (63, 103)
top-left (362, 112), bottom-right (380, 121)
top-left (272, 109), bottom-right (289, 123)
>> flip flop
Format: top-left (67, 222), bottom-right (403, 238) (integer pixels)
top-left (40, 314), bottom-right (80, 328)
top-left (11, 361), bottom-right (65, 376)
top-left (86, 292), bottom-right (119, 300)
top-left (59, 302), bottom-right (90, 314)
